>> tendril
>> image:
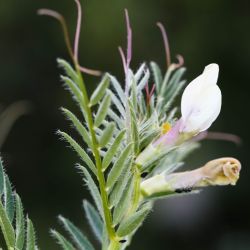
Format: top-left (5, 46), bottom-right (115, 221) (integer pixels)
top-left (38, 1), bottom-right (101, 76)
top-left (157, 22), bottom-right (171, 69)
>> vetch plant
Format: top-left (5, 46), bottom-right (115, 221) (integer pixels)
top-left (0, 1), bottom-right (241, 249)
top-left (0, 159), bottom-right (38, 250)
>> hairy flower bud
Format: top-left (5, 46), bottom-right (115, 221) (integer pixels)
top-left (141, 157), bottom-right (241, 199)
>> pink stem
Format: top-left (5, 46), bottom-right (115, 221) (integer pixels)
top-left (74, 0), bottom-right (82, 62)
top-left (145, 83), bottom-right (150, 105)
top-left (38, 9), bottom-right (61, 20)
top-left (206, 132), bottom-right (242, 146)
top-left (125, 9), bottom-right (132, 69)
top-left (79, 66), bottom-right (102, 76)
top-left (193, 131), bottom-right (242, 146)
top-left (149, 84), bottom-right (156, 97)
top-left (157, 22), bottom-right (171, 68)
top-left (175, 54), bottom-right (184, 68)
top-left (39, 6), bottom-right (101, 77)
top-left (118, 46), bottom-right (127, 75)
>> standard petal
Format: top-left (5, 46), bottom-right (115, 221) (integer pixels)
top-left (181, 63), bottom-right (219, 118)
top-left (181, 85), bottom-right (222, 132)
top-left (180, 63), bottom-right (221, 133)
top-left (202, 63), bottom-right (219, 86)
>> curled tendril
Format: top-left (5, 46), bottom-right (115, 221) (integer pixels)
top-left (38, 0), bottom-right (101, 76)
top-left (174, 54), bottom-right (184, 68)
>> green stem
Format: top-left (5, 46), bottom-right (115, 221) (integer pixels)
top-left (130, 165), bottom-right (141, 213)
top-left (74, 64), bottom-right (116, 241)
top-left (108, 240), bottom-right (121, 250)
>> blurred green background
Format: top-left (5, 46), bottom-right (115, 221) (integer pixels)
top-left (0, 0), bottom-right (249, 249)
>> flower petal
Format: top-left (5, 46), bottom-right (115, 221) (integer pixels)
top-left (180, 63), bottom-right (221, 133)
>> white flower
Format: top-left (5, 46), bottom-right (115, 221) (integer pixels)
top-left (136, 64), bottom-right (222, 167)
top-left (180, 63), bottom-right (222, 133)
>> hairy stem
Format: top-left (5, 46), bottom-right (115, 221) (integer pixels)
top-left (74, 64), bottom-right (116, 241)
top-left (130, 165), bottom-right (142, 213)
top-left (108, 240), bottom-right (121, 250)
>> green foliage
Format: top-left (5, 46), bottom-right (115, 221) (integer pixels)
top-left (0, 197), bottom-right (15, 248)
top-left (106, 143), bottom-right (133, 189)
top-left (99, 122), bottom-right (115, 148)
top-left (51, 230), bottom-right (75, 250)
top-left (83, 200), bottom-right (103, 243)
top-left (108, 74), bottom-right (126, 106)
top-left (94, 94), bottom-right (111, 128)
top-left (0, 158), bottom-right (38, 250)
top-left (107, 90), bottom-right (126, 119)
top-left (58, 216), bottom-right (95, 250)
top-left (61, 108), bottom-right (92, 149)
top-left (79, 166), bottom-right (104, 219)
top-left (153, 142), bottom-right (200, 175)
top-left (57, 58), bottom-right (79, 85)
top-left (26, 218), bottom-right (37, 250)
top-left (56, 58), bottom-right (198, 250)
top-left (3, 175), bottom-right (15, 223)
top-left (0, 53), bottom-right (198, 250)
top-left (109, 158), bottom-right (132, 208)
top-left (90, 74), bottom-right (110, 106)
top-left (58, 130), bottom-right (97, 176)
top-left (117, 203), bottom-right (151, 237)
top-left (112, 176), bottom-right (134, 226)
top-left (150, 62), bottom-right (163, 94)
top-left (102, 129), bottom-right (126, 170)
top-left (61, 76), bottom-right (84, 106)
top-left (15, 194), bottom-right (25, 249)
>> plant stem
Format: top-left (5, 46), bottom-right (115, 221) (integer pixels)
top-left (74, 64), bottom-right (116, 241)
top-left (130, 164), bottom-right (141, 213)
top-left (108, 240), bottom-right (121, 250)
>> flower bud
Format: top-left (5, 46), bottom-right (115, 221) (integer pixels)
top-left (140, 157), bottom-right (241, 199)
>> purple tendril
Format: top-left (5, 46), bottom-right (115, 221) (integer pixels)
top-left (157, 22), bottom-right (171, 68)
top-left (194, 131), bottom-right (242, 146)
top-left (174, 54), bottom-right (184, 68)
top-left (125, 9), bottom-right (132, 69)
top-left (145, 83), bottom-right (156, 106)
top-left (118, 46), bottom-right (127, 74)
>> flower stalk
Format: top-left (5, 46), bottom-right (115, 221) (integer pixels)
top-left (76, 68), bottom-right (116, 240)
